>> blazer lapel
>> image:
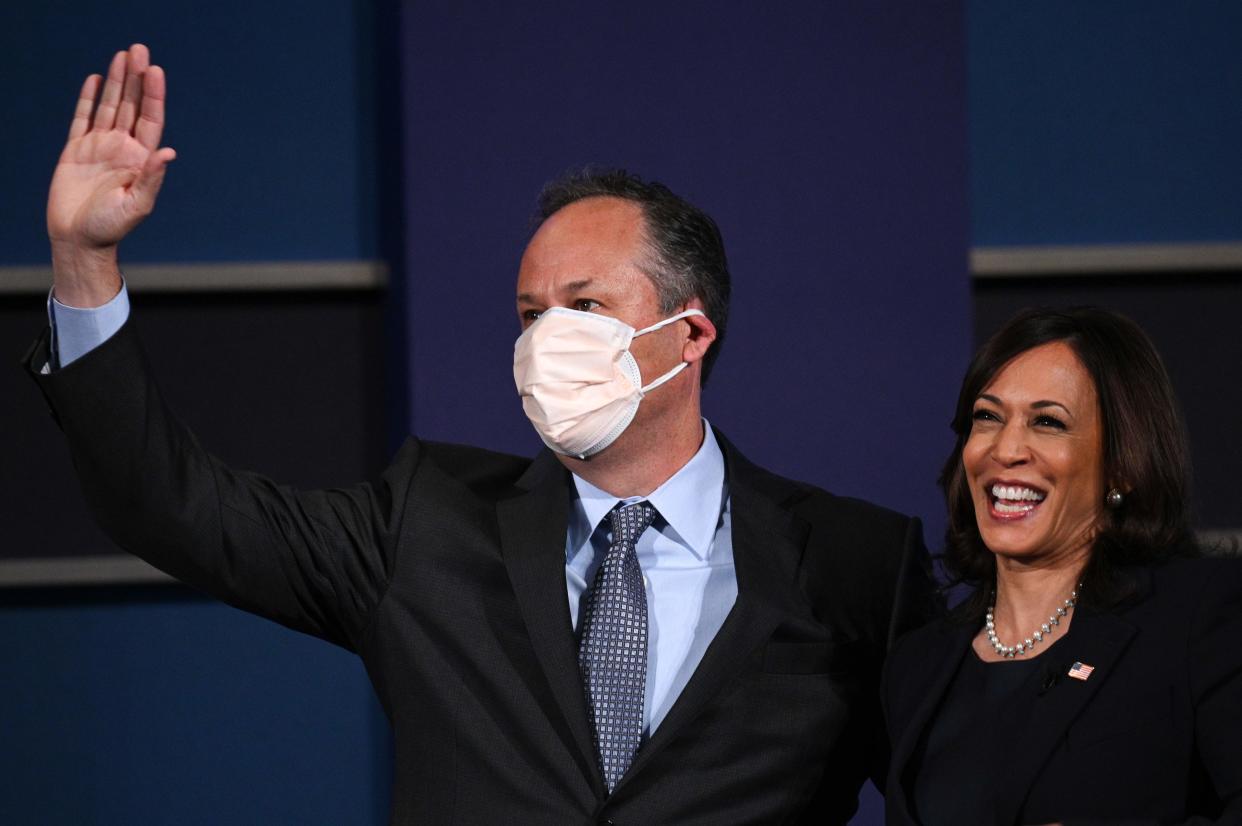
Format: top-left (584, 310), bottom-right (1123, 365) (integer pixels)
top-left (993, 609), bottom-right (1139, 826)
top-left (617, 441), bottom-right (812, 788)
top-left (497, 450), bottom-right (604, 797)
top-left (886, 622), bottom-right (975, 825)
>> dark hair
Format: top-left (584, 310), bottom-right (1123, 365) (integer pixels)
top-left (941, 306), bottom-right (1197, 618)
top-left (535, 167), bottom-right (731, 385)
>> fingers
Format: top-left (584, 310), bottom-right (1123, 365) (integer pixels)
top-left (91, 50), bottom-right (127, 131)
top-left (115, 44), bottom-right (149, 132)
top-left (134, 65), bottom-right (167, 150)
top-left (68, 74), bottom-right (102, 141)
top-left (130, 147), bottom-right (177, 213)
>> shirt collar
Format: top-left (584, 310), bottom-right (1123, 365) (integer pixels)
top-left (568, 420), bottom-right (727, 560)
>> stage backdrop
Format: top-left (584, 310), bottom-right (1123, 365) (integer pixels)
top-left (2, 2), bottom-right (967, 824)
top-left (400, 0), bottom-right (970, 542)
top-left (398, 3), bottom-right (970, 820)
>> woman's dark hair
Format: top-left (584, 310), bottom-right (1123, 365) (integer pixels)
top-left (941, 306), bottom-right (1197, 619)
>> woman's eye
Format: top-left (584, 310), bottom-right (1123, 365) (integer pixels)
top-left (971, 408), bottom-right (999, 423)
top-left (574, 299), bottom-right (600, 312)
top-left (522, 309), bottom-right (542, 323)
top-left (1034, 415), bottom-right (1067, 430)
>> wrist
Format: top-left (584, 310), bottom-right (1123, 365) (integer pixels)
top-left (50, 241), bottom-right (122, 308)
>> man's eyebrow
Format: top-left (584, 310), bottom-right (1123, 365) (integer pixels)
top-left (516, 279), bottom-right (595, 304)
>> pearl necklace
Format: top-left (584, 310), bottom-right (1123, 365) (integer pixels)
top-left (985, 585), bottom-right (1080, 658)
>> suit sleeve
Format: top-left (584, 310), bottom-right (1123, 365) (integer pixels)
top-left (886, 517), bottom-right (943, 650)
top-left (26, 321), bottom-right (411, 651)
top-left (871, 516), bottom-right (943, 792)
top-left (798, 510), bottom-right (943, 822)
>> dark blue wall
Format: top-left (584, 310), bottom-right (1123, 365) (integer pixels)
top-left (401, 1), bottom-right (971, 548)
top-left (399, 4), bottom-right (969, 820)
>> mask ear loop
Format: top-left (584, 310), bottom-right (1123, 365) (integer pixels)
top-left (639, 360), bottom-right (689, 394)
top-left (632, 309), bottom-right (706, 394)
top-left (633, 308), bottom-right (705, 337)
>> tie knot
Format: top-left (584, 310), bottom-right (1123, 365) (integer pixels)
top-left (607, 501), bottom-right (657, 545)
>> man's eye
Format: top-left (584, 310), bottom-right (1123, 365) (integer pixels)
top-left (574, 299), bottom-right (600, 312)
top-left (521, 309), bottom-right (542, 323)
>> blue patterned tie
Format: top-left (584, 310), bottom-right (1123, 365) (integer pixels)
top-left (578, 501), bottom-right (656, 793)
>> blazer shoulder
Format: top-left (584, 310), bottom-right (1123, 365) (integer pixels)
top-left (1146, 555), bottom-right (1242, 627)
top-left (1150, 553), bottom-right (1242, 588)
top-left (417, 439), bottom-right (535, 501)
top-left (803, 489), bottom-right (918, 532)
top-left (1107, 555), bottom-right (1242, 620)
top-left (725, 444), bottom-right (917, 534)
top-left (723, 442), bottom-right (924, 591)
top-left (793, 485), bottom-right (923, 563)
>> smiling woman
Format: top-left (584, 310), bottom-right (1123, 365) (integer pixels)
top-left (881, 307), bottom-right (1242, 826)
top-left (943, 308), bottom-right (1196, 618)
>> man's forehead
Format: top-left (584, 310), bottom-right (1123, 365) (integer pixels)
top-left (526, 199), bottom-right (646, 258)
top-left (516, 278), bottom-right (597, 304)
top-left (516, 200), bottom-right (653, 300)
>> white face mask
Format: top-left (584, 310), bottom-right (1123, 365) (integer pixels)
top-left (513, 306), bottom-right (705, 459)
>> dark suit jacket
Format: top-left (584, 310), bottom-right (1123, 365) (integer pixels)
top-left (28, 322), bottom-right (939, 824)
top-left (883, 558), bottom-right (1242, 826)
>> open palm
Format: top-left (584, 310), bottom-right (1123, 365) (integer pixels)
top-left (48, 45), bottom-right (176, 249)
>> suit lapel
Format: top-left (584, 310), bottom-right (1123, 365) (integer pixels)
top-left (497, 450), bottom-right (604, 797)
top-left (886, 622), bottom-right (975, 825)
top-left (618, 440), bottom-right (812, 788)
top-left (993, 609), bottom-right (1138, 825)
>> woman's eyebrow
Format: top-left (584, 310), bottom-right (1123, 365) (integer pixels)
top-left (1030, 400), bottom-right (1073, 416)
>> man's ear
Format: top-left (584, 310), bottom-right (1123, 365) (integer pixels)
top-left (681, 297), bottom-right (717, 365)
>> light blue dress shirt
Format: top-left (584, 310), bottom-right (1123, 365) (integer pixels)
top-left (566, 424), bottom-right (735, 735)
top-left (46, 281), bottom-right (131, 368)
top-left (49, 283), bottom-right (739, 735)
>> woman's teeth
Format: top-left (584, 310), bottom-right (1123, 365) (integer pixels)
top-left (991, 483), bottom-right (1045, 514)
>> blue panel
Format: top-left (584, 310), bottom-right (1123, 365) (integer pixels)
top-left (0, 588), bottom-right (386, 825)
top-left (1, 1), bottom-right (376, 264)
top-left (969, 1), bottom-right (1242, 245)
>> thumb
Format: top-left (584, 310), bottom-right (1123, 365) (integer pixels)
top-left (130, 147), bottom-right (177, 214)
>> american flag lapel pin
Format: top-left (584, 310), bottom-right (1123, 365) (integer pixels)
top-left (1067, 661), bottom-right (1095, 681)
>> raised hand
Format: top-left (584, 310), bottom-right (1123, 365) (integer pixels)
top-left (48, 44), bottom-right (176, 306)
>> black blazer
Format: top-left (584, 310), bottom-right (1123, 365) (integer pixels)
top-left (883, 558), bottom-right (1242, 826)
top-left (28, 322), bottom-right (939, 825)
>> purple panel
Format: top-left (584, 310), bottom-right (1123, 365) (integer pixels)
top-left (400, 0), bottom-right (968, 546)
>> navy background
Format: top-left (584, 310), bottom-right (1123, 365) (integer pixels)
top-left (2, 1), bottom-right (1238, 823)
top-left (970, 2), bottom-right (1242, 246)
top-left (399, 0), bottom-right (969, 541)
